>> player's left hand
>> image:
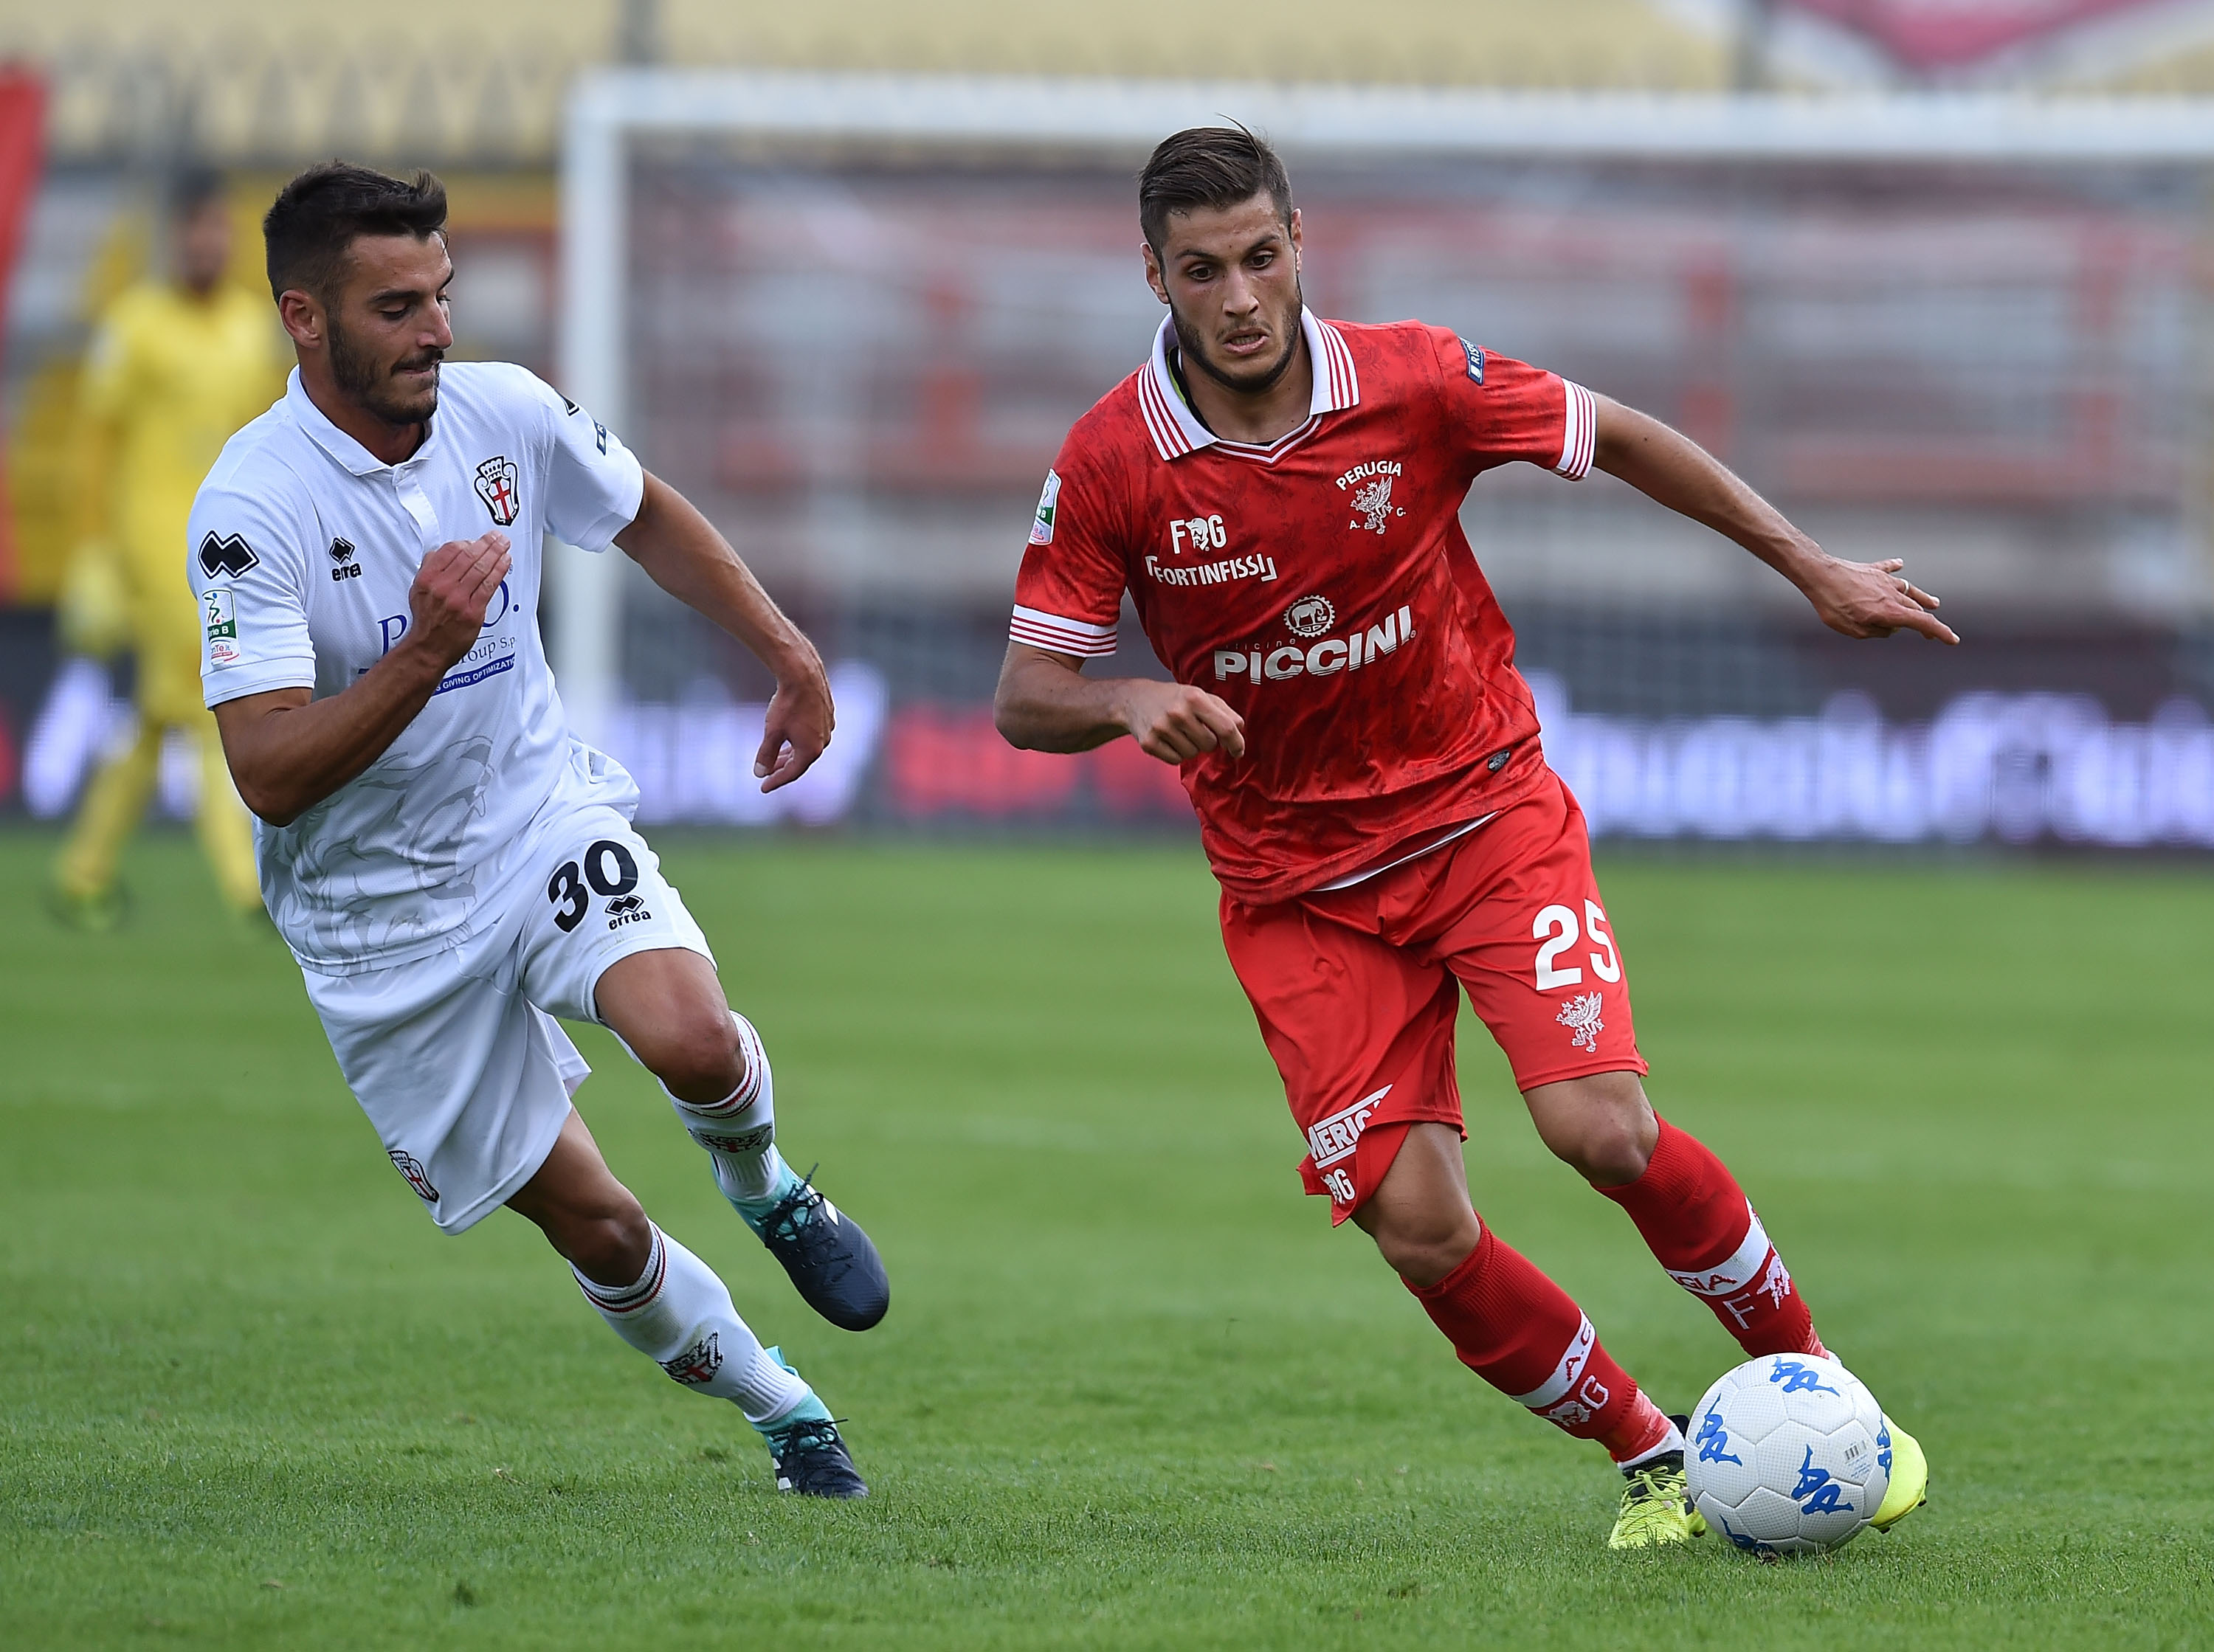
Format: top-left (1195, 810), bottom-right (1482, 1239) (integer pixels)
top-left (1801, 554), bottom-right (1959, 645)
top-left (755, 659), bottom-right (835, 792)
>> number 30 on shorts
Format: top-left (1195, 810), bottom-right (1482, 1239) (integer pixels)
top-left (1532, 900), bottom-right (1621, 990)
top-left (546, 840), bottom-right (641, 933)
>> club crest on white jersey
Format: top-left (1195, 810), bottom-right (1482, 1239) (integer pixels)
top-left (474, 455), bottom-right (521, 525)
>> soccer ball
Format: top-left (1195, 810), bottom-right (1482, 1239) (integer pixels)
top-left (1685, 1353), bottom-right (1891, 1557)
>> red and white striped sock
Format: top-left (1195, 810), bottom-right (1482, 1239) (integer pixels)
top-left (1598, 1118), bottom-right (1824, 1359)
top-left (1407, 1220), bottom-right (1676, 1462)
top-left (573, 1223), bottom-right (810, 1427)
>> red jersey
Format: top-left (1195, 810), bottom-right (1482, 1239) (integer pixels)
top-left (1011, 311), bottom-right (1598, 905)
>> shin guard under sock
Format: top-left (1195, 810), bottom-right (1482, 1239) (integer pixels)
top-left (1407, 1221), bottom-right (1658, 1456)
top-left (572, 1223), bottom-right (812, 1428)
top-left (1598, 1118), bottom-right (1821, 1358)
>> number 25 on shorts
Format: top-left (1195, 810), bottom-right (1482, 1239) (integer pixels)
top-left (1533, 901), bottom-right (1621, 990)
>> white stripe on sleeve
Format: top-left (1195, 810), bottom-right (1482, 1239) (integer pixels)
top-left (1010, 604), bottom-right (1120, 658)
top-left (1556, 380), bottom-right (1597, 480)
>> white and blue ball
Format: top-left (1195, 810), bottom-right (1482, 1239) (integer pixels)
top-left (1685, 1353), bottom-right (1891, 1557)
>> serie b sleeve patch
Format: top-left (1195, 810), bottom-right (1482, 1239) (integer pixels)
top-left (1461, 337), bottom-right (1485, 384)
top-left (203, 587), bottom-right (241, 668)
top-left (1029, 469), bottom-right (1061, 545)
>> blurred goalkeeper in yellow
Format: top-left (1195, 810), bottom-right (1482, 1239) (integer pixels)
top-left (52, 171), bottom-right (282, 927)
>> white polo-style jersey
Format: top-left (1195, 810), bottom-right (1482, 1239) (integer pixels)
top-left (187, 363), bottom-right (644, 973)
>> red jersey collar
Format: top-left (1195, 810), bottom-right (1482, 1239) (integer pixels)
top-left (1137, 308), bottom-right (1360, 463)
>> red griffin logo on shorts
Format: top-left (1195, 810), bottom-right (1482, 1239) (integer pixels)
top-left (388, 1150), bottom-right (441, 1203)
top-left (473, 455), bottom-right (521, 526)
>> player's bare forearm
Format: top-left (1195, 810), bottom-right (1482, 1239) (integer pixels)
top-left (614, 471), bottom-right (832, 789)
top-left (212, 532), bottom-right (513, 825)
top-left (212, 643), bottom-right (454, 826)
top-left (1591, 396), bottom-right (1958, 644)
top-left (616, 474), bottom-right (816, 680)
top-left (994, 643), bottom-right (1246, 763)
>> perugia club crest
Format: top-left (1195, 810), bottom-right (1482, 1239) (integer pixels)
top-left (473, 455), bottom-right (520, 526)
top-left (1556, 992), bottom-right (1605, 1052)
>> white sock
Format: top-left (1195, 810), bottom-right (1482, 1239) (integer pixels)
top-left (666, 1012), bottom-right (788, 1206)
top-left (571, 1223), bottom-right (810, 1428)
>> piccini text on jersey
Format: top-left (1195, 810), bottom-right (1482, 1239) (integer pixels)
top-left (1213, 604), bottom-right (1414, 683)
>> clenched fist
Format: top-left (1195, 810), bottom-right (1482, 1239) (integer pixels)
top-left (1117, 679), bottom-right (1248, 763)
top-left (407, 532), bottom-right (512, 669)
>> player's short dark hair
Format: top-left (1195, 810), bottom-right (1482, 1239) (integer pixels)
top-left (1139, 125), bottom-right (1293, 253)
top-left (170, 166), bottom-right (228, 223)
top-left (262, 161), bottom-right (448, 303)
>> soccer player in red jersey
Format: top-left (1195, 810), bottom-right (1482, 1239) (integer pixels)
top-left (996, 128), bottom-right (1944, 1547)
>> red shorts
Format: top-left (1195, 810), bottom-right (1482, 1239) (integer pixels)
top-left (1218, 765), bottom-right (1646, 1225)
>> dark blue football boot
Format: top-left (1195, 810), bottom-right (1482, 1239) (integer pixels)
top-left (743, 1164), bottom-right (890, 1333)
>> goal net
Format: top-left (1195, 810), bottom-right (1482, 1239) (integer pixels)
top-left (554, 72), bottom-right (2214, 848)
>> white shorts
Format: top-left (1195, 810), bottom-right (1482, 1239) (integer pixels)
top-left (303, 798), bottom-right (713, 1234)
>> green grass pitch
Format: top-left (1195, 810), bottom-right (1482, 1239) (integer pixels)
top-left (2, 829), bottom-right (2210, 1649)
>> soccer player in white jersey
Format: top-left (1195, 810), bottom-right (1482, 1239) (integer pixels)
top-left (188, 163), bottom-right (887, 1496)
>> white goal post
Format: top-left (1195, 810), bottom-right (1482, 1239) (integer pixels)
top-left (552, 68), bottom-right (2214, 736)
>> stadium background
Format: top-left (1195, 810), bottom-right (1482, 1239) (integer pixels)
top-left (4, 1), bottom-right (2214, 846)
top-left (5, 7), bottom-right (2214, 1648)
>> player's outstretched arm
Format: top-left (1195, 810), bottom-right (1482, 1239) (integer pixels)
top-left (614, 472), bottom-right (832, 792)
top-left (213, 532), bottom-right (513, 826)
top-left (994, 643), bottom-right (1246, 763)
top-left (1590, 395), bottom-right (1959, 645)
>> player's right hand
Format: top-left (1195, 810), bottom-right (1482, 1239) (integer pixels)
top-left (1120, 680), bottom-right (1246, 763)
top-left (407, 532), bottom-right (512, 668)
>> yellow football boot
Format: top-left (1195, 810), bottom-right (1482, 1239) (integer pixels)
top-left (1608, 1455), bottom-right (1708, 1549)
top-left (1870, 1417), bottom-right (1928, 1532)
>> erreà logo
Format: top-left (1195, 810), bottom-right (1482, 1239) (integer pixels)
top-left (473, 455), bottom-right (520, 526)
top-left (198, 531), bottom-right (258, 578)
top-left (1030, 469), bottom-right (1061, 546)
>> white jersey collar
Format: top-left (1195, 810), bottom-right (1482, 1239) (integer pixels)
top-left (285, 366), bottom-right (441, 477)
top-left (1135, 307), bottom-right (1359, 463)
